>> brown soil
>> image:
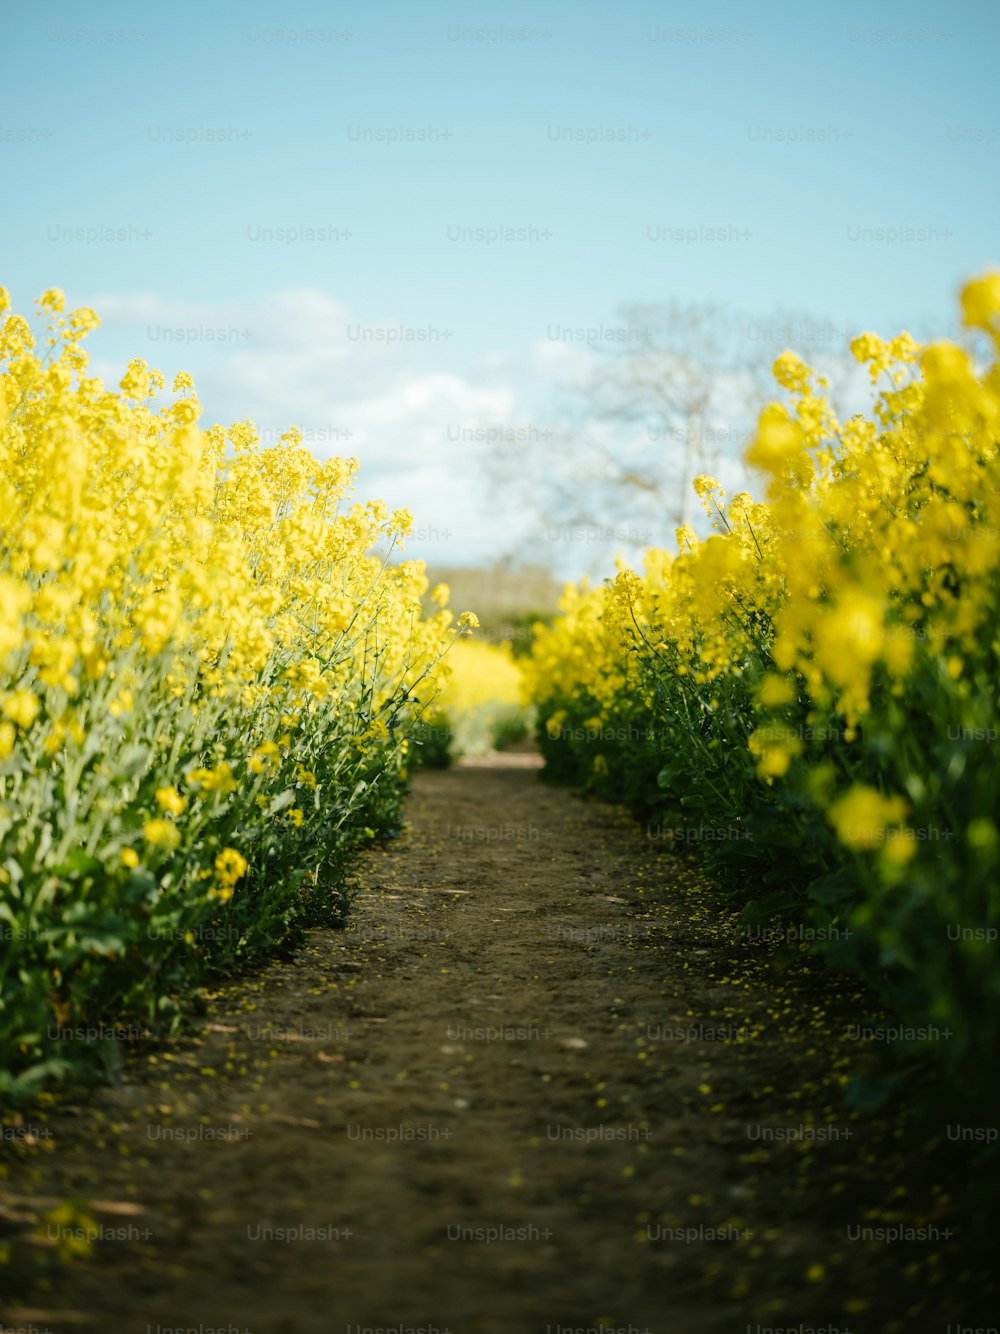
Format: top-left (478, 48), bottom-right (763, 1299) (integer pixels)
top-left (0, 757), bottom-right (995, 1333)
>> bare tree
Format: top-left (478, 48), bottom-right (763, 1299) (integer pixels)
top-left (492, 299), bottom-right (848, 571)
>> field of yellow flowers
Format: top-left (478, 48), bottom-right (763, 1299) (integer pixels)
top-left (412, 638), bottom-right (532, 762)
top-left (526, 274), bottom-right (1000, 1114)
top-left (0, 287), bottom-right (473, 1100)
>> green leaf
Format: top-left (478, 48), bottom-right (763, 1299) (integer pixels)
top-left (806, 868), bottom-right (858, 905)
top-left (118, 745), bottom-right (152, 781)
top-left (267, 789), bottom-right (297, 817)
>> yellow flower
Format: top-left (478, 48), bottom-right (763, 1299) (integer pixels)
top-left (1, 688), bottom-right (40, 729)
top-left (189, 762), bottom-right (237, 795)
top-left (108, 688), bottom-right (135, 718)
top-left (880, 833), bottom-right (916, 867)
top-left (920, 342), bottom-right (972, 383)
top-left (143, 819), bottom-right (181, 850)
top-left (0, 721), bottom-right (17, 760)
top-left (827, 786), bottom-right (908, 852)
top-left (155, 785), bottom-right (187, 817)
top-left (745, 402), bottom-right (808, 479)
top-left (771, 350), bottom-right (811, 392)
top-left (755, 674), bottom-right (795, 708)
top-left (967, 818), bottom-right (998, 851)
top-left (249, 741), bottom-right (281, 774)
top-left (692, 474), bottom-right (723, 499)
top-left (748, 726), bottom-right (803, 778)
top-left (120, 848), bottom-right (140, 868)
top-left (390, 506), bottom-right (414, 536)
top-left (960, 271), bottom-right (1000, 333)
top-left (38, 288), bottom-right (66, 314)
top-left (120, 357), bottom-right (150, 400)
top-left (850, 331), bottom-right (893, 380)
top-left (214, 847), bottom-right (249, 887)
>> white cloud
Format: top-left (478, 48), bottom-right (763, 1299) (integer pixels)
top-left (83, 287), bottom-right (878, 575)
top-left (82, 286), bottom-right (553, 568)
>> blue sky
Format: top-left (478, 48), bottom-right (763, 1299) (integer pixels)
top-left (2, 0), bottom-right (997, 573)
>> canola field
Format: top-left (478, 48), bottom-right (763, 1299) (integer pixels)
top-left (525, 274), bottom-right (1000, 1113)
top-left (0, 286), bottom-right (475, 1098)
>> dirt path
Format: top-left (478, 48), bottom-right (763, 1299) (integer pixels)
top-left (1, 758), bottom-right (994, 1333)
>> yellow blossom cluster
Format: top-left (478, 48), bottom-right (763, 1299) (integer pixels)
top-left (531, 273), bottom-right (1000, 816)
top-left (429, 638), bottom-right (533, 757)
top-left (526, 275), bottom-right (1000, 1100)
top-left (0, 285), bottom-right (469, 1097)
